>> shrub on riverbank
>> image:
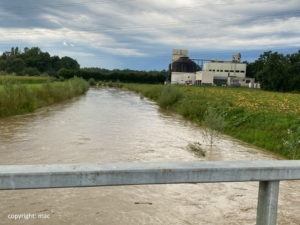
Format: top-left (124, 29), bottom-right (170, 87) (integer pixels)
top-left (122, 84), bottom-right (300, 159)
top-left (0, 77), bottom-right (89, 118)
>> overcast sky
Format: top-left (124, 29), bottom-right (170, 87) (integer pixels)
top-left (0, 0), bottom-right (299, 70)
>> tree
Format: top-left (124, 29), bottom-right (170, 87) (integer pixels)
top-left (60, 56), bottom-right (80, 70)
top-left (6, 58), bottom-right (25, 74)
top-left (23, 67), bottom-right (40, 76)
top-left (50, 56), bottom-right (62, 71)
top-left (245, 61), bottom-right (256, 78)
top-left (254, 51), bottom-right (300, 92)
top-left (202, 108), bottom-right (226, 147)
top-left (0, 59), bottom-right (7, 71)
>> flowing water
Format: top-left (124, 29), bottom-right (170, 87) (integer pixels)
top-left (0, 87), bottom-right (299, 225)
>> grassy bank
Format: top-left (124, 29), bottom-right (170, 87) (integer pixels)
top-left (118, 83), bottom-right (300, 159)
top-left (0, 77), bottom-right (89, 118)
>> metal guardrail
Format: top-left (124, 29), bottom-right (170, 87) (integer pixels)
top-left (1, 160), bottom-right (300, 225)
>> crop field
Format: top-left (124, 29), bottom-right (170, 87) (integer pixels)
top-left (121, 83), bottom-right (300, 159)
top-left (190, 87), bottom-right (300, 115)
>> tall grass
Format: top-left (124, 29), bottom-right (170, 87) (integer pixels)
top-left (122, 84), bottom-right (300, 159)
top-left (0, 77), bottom-right (89, 118)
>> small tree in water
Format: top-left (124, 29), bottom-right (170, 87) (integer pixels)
top-left (202, 108), bottom-right (227, 147)
top-left (283, 127), bottom-right (300, 159)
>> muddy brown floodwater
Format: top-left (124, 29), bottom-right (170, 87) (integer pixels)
top-left (0, 87), bottom-right (299, 225)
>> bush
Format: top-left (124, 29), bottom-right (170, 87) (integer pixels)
top-left (88, 78), bottom-right (96, 86)
top-left (202, 108), bottom-right (227, 146)
top-left (283, 127), bottom-right (300, 159)
top-left (23, 67), bottom-right (40, 76)
top-left (158, 85), bottom-right (183, 108)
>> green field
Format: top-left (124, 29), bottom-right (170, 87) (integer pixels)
top-left (0, 76), bottom-right (89, 118)
top-left (120, 83), bottom-right (300, 159)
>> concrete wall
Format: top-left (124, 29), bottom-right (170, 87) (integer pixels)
top-left (227, 77), bottom-right (255, 87)
top-left (171, 72), bottom-right (195, 84)
top-left (196, 71), bottom-right (214, 84)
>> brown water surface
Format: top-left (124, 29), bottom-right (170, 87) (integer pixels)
top-left (0, 87), bottom-right (299, 224)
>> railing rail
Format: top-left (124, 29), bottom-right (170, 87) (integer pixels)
top-left (1, 160), bottom-right (300, 225)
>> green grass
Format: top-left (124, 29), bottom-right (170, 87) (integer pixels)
top-left (120, 83), bottom-right (300, 159)
top-left (0, 77), bottom-right (89, 118)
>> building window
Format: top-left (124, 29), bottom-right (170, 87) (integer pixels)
top-left (225, 70), bottom-right (229, 72)
top-left (241, 70), bottom-right (245, 73)
top-left (236, 70), bottom-right (240, 73)
top-left (230, 70), bottom-right (234, 72)
top-left (220, 70), bottom-right (223, 72)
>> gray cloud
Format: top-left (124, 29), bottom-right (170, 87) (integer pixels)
top-left (0, 0), bottom-right (299, 68)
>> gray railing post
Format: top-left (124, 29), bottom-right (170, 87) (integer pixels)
top-left (256, 181), bottom-right (280, 225)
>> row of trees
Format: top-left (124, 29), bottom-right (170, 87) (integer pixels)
top-left (0, 47), bottom-right (167, 84)
top-left (246, 50), bottom-right (300, 92)
top-left (0, 47), bottom-right (80, 76)
top-left (59, 68), bottom-right (167, 84)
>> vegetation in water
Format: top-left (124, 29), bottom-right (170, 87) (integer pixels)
top-left (283, 127), bottom-right (300, 159)
top-left (121, 83), bottom-right (300, 159)
top-left (187, 142), bottom-right (206, 157)
top-left (202, 108), bottom-right (227, 147)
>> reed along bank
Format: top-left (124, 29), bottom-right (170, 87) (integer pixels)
top-left (0, 76), bottom-right (89, 118)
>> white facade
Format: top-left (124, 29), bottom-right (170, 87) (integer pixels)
top-left (227, 77), bottom-right (254, 87)
top-left (171, 72), bottom-right (195, 85)
top-left (195, 71), bottom-right (214, 85)
top-left (204, 62), bottom-right (246, 79)
top-left (227, 77), bottom-right (260, 88)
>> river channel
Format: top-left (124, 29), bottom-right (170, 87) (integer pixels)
top-left (0, 87), bottom-right (299, 224)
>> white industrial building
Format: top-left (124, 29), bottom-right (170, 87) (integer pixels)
top-left (170, 49), bottom-right (258, 87)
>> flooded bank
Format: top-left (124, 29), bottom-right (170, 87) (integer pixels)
top-left (0, 88), bottom-right (299, 224)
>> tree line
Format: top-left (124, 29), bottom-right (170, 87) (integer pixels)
top-left (246, 50), bottom-right (300, 92)
top-left (58, 68), bottom-right (167, 84)
top-left (0, 47), bottom-right (80, 76)
top-left (0, 47), bottom-right (167, 84)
